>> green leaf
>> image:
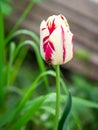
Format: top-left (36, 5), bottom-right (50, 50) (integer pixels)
top-left (41, 106), bottom-right (55, 115)
top-left (73, 97), bottom-right (98, 109)
top-left (5, 86), bottom-right (23, 96)
top-left (9, 39), bottom-right (49, 90)
top-left (5, 29), bottom-right (39, 45)
top-left (6, 70), bottom-right (55, 127)
top-left (72, 112), bottom-right (82, 130)
top-left (42, 92), bottom-right (98, 109)
top-left (12, 96), bottom-right (47, 130)
top-left (0, 110), bottom-right (15, 127)
top-left (9, 47), bottom-right (28, 85)
top-left (0, 1), bottom-right (12, 15)
top-left (6, 42), bottom-right (16, 86)
top-left (58, 91), bottom-right (72, 130)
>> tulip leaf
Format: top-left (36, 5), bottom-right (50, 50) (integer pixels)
top-left (58, 91), bottom-right (72, 130)
top-left (0, 1), bottom-right (12, 16)
top-left (12, 96), bottom-right (47, 130)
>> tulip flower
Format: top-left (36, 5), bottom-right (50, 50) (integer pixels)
top-left (40, 14), bottom-right (74, 65)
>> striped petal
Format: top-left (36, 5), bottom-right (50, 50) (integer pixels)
top-left (40, 14), bottom-right (74, 65)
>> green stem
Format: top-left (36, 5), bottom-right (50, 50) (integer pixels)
top-left (54, 65), bottom-right (60, 130)
top-left (5, 29), bottom-right (39, 45)
top-left (0, 6), bottom-right (4, 107)
top-left (6, 2), bottom-right (34, 40)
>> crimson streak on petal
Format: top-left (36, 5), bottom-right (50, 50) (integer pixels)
top-left (47, 18), bottom-right (56, 35)
top-left (43, 35), bottom-right (49, 42)
top-left (43, 41), bottom-right (55, 64)
top-left (42, 28), bottom-right (46, 31)
top-left (61, 26), bottom-right (66, 62)
top-left (42, 19), bottom-right (56, 64)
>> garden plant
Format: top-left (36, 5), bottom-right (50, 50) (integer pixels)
top-left (0, 0), bottom-right (98, 130)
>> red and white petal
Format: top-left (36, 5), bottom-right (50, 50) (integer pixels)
top-left (49, 26), bottom-right (64, 65)
top-left (52, 15), bottom-right (69, 31)
top-left (43, 41), bottom-right (55, 64)
top-left (63, 31), bottom-right (73, 63)
top-left (60, 23), bottom-right (73, 63)
top-left (59, 14), bottom-right (70, 30)
top-left (46, 15), bottom-right (56, 26)
top-left (40, 20), bottom-right (49, 60)
top-left (40, 14), bottom-right (74, 65)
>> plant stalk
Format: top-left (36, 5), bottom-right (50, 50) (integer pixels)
top-left (54, 65), bottom-right (60, 130)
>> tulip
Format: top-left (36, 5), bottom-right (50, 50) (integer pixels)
top-left (40, 14), bottom-right (74, 65)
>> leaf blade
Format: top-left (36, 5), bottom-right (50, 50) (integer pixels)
top-left (58, 91), bottom-right (72, 130)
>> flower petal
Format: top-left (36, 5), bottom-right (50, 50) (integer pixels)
top-left (49, 26), bottom-right (64, 65)
top-left (43, 41), bottom-right (55, 64)
top-left (40, 15), bottom-right (74, 65)
top-left (63, 30), bottom-right (73, 63)
top-left (40, 20), bottom-right (49, 60)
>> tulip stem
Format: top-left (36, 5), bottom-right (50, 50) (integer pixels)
top-left (54, 65), bottom-right (60, 130)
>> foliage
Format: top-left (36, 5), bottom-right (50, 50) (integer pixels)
top-left (0, 0), bottom-right (12, 15)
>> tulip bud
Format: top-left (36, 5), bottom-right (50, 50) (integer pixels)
top-left (40, 14), bottom-right (74, 65)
